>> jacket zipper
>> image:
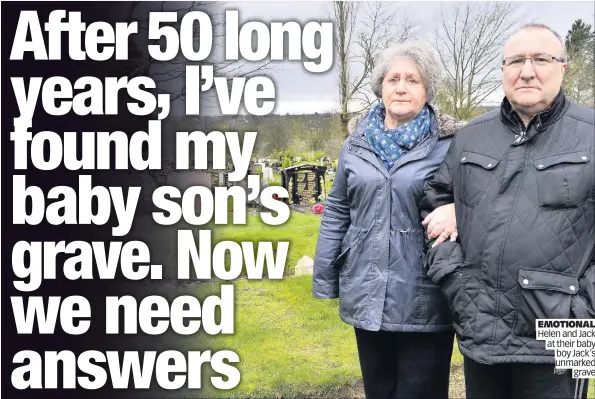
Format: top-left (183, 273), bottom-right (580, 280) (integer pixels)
top-left (512, 112), bottom-right (527, 144)
top-left (512, 112), bottom-right (543, 144)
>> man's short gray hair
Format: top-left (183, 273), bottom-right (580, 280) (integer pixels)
top-left (510, 23), bottom-right (567, 60)
top-left (370, 39), bottom-right (441, 103)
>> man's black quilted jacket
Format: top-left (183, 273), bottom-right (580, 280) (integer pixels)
top-left (420, 91), bottom-right (595, 364)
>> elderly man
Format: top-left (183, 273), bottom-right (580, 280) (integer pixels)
top-left (420, 23), bottom-right (594, 399)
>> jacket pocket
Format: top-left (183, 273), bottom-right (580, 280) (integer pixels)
top-left (399, 228), bottom-right (426, 265)
top-left (335, 225), bottom-right (366, 274)
top-left (534, 151), bottom-right (591, 209)
top-left (332, 247), bottom-right (351, 270)
top-left (514, 269), bottom-right (578, 337)
top-left (459, 151), bottom-right (500, 207)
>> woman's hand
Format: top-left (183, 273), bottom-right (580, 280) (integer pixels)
top-left (422, 204), bottom-right (457, 247)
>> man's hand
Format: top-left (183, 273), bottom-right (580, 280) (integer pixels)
top-left (422, 204), bottom-right (457, 247)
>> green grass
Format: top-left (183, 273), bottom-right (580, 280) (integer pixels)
top-left (130, 208), bottom-right (322, 279)
top-left (214, 212), bottom-right (322, 276)
top-left (452, 341), bottom-right (463, 366)
top-left (198, 277), bottom-right (361, 398)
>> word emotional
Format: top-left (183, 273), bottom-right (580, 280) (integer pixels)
top-left (10, 10), bottom-right (333, 72)
top-left (536, 319), bottom-right (595, 379)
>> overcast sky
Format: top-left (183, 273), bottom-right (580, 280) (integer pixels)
top-left (175, 1), bottom-right (595, 115)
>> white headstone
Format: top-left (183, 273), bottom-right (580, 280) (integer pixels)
top-left (262, 167), bottom-right (274, 181)
top-left (294, 255), bottom-right (314, 276)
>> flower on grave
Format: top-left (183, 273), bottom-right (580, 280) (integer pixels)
top-left (312, 203), bottom-right (324, 214)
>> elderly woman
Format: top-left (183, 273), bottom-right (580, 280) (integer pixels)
top-left (313, 39), bottom-right (463, 398)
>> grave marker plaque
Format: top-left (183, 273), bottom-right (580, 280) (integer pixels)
top-left (281, 165), bottom-right (327, 205)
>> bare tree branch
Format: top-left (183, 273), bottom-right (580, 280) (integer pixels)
top-left (126, 1), bottom-right (272, 103)
top-left (330, 1), bottom-right (417, 132)
top-left (433, 2), bottom-right (516, 119)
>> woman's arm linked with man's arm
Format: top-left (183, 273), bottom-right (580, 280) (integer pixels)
top-left (419, 136), bottom-right (470, 311)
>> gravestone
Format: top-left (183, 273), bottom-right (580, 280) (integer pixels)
top-left (249, 162), bottom-right (264, 177)
top-left (211, 172), bottom-right (228, 188)
top-left (281, 164), bottom-right (327, 205)
top-left (262, 167), bottom-right (274, 181)
top-left (294, 255), bottom-right (314, 276)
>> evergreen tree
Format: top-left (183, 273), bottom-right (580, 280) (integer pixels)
top-left (565, 19), bottom-right (593, 59)
top-left (563, 19), bottom-right (594, 107)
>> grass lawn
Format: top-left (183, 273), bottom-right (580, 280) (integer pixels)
top-left (198, 277), bottom-right (361, 398)
top-left (213, 212), bottom-right (323, 276)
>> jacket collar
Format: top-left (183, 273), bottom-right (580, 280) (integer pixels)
top-left (500, 90), bottom-right (568, 135)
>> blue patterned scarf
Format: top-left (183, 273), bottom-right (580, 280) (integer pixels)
top-left (364, 102), bottom-right (431, 170)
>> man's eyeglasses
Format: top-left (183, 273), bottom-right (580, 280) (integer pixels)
top-left (502, 54), bottom-right (566, 68)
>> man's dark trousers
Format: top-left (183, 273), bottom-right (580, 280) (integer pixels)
top-left (464, 356), bottom-right (590, 399)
